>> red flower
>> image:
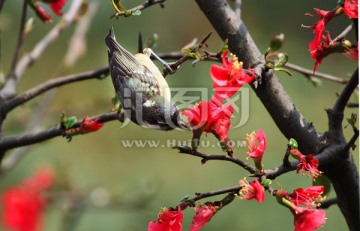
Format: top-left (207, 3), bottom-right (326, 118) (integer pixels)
top-left (148, 207), bottom-right (183, 231)
top-left (343, 0), bottom-right (358, 18)
top-left (298, 155), bottom-right (321, 179)
top-left (293, 207), bottom-right (326, 231)
top-left (182, 96), bottom-right (234, 151)
top-left (210, 50), bottom-right (255, 99)
top-left (2, 168), bottom-right (54, 231)
top-left (78, 117), bottom-right (104, 133)
top-left (289, 186), bottom-right (324, 208)
top-left (303, 7), bottom-right (342, 72)
top-left (28, 0), bottom-right (67, 23)
top-left (190, 204), bottom-right (218, 231)
top-left (238, 178), bottom-right (265, 203)
top-left (290, 149), bottom-right (322, 179)
top-left (276, 189), bottom-right (326, 231)
top-left (246, 130), bottom-right (266, 162)
top-left (43, 0), bottom-right (67, 15)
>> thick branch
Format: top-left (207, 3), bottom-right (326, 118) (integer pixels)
top-left (6, 66), bottom-right (109, 112)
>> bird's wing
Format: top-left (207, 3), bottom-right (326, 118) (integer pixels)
top-left (109, 50), bottom-right (162, 97)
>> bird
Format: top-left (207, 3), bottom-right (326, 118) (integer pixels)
top-left (105, 27), bottom-right (186, 131)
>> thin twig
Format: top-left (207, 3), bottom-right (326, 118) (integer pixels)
top-left (330, 24), bottom-right (354, 45)
top-left (234, 0), bottom-right (241, 18)
top-left (332, 68), bottom-right (359, 113)
top-left (285, 62), bottom-right (348, 84)
top-left (319, 198), bottom-right (338, 209)
top-left (115, 0), bottom-right (166, 17)
top-left (63, 2), bottom-right (99, 67)
top-left (0, 0), bottom-right (84, 99)
top-left (163, 31), bottom-right (213, 77)
top-left (7, 0), bottom-right (27, 78)
top-left (176, 146), bottom-right (258, 174)
top-left (190, 185), bottom-right (241, 202)
top-left (6, 66), bottom-right (109, 112)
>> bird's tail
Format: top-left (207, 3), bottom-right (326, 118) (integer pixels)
top-left (105, 26), bottom-right (139, 68)
top-left (105, 26), bottom-right (122, 55)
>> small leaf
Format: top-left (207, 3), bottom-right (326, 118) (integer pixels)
top-left (182, 48), bottom-right (197, 58)
top-left (64, 116), bottom-right (78, 129)
top-left (220, 193), bottom-right (235, 207)
top-left (24, 17), bottom-right (35, 36)
top-left (261, 179), bottom-right (272, 187)
top-left (308, 76), bottom-right (322, 87)
top-left (288, 138), bottom-right (298, 149)
top-left (274, 53), bottom-right (289, 68)
top-left (273, 67), bottom-right (293, 76)
top-left (132, 10), bottom-right (141, 16)
top-left (111, 0), bottom-right (124, 13)
top-left (111, 92), bottom-right (121, 111)
top-left (345, 113), bottom-right (358, 130)
top-left (313, 175), bottom-right (331, 196)
top-left (179, 195), bottom-right (190, 202)
top-left (147, 33), bottom-right (159, 49)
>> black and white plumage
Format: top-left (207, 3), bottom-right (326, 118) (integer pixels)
top-left (105, 27), bottom-right (184, 131)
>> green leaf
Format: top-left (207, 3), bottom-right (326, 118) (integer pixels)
top-left (274, 53), bottom-right (289, 68)
top-left (132, 10), bottom-right (141, 16)
top-left (182, 48), bottom-right (197, 58)
top-left (308, 76), bottom-right (322, 87)
top-left (179, 195), bottom-right (190, 202)
top-left (261, 179), bottom-right (272, 187)
top-left (288, 138), bottom-right (298, 149)
top-left (273, 67), bottom-right (293, 76)
top-left (220, 193), bottom-right (235, 207)
top-left (111, 0), bottom-right (124, 13)
top-left (111, 92), bottom-right (122, 112)
top-left (313, 175), bottom-right (331, 196)
top-left (345, 113), bottom-right (358, 130)
top-left (146, 33), bottom-right (159, 49)
top-left (64, 116), bottom-right (78, 129)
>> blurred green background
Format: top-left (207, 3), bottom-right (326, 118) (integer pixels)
top-left (0, 0), bottom-right (358, 230)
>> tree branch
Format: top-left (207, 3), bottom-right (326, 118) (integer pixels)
top-left (190, 185), bottom-right (240, 202)
top-left (285, 62), bottom-right (348, 84)
top-left (115, 0), bottom-right (166, 17)
top-left (332, 68), bottom-right (359, 114)
top-left (0, 111), bottom-right (123, 159)
top-left (7, 0), bottom-right (27, 79)
top-left (0, 0), bottom-right (84, 99)
top-left (330, 24), bottom-right (354, 45)
top-left (319, 198), bottom-right (338, 209)
top-left (6, 66), bottom-right (109, 112)
top-left (176, 146), bottom-right (258, 174)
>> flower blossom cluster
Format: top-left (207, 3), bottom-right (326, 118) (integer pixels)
top-left (2, 168), bottom-right (55, 231)
top-left (276, 186), bottom-right (326, 231)
top-left (303, 0), bottom-right (358, 72)
top-left (182, 50), bottom-right (255, 154)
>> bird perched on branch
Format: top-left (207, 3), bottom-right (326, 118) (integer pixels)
top-left (105, 27), bottom-right (186, 131)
